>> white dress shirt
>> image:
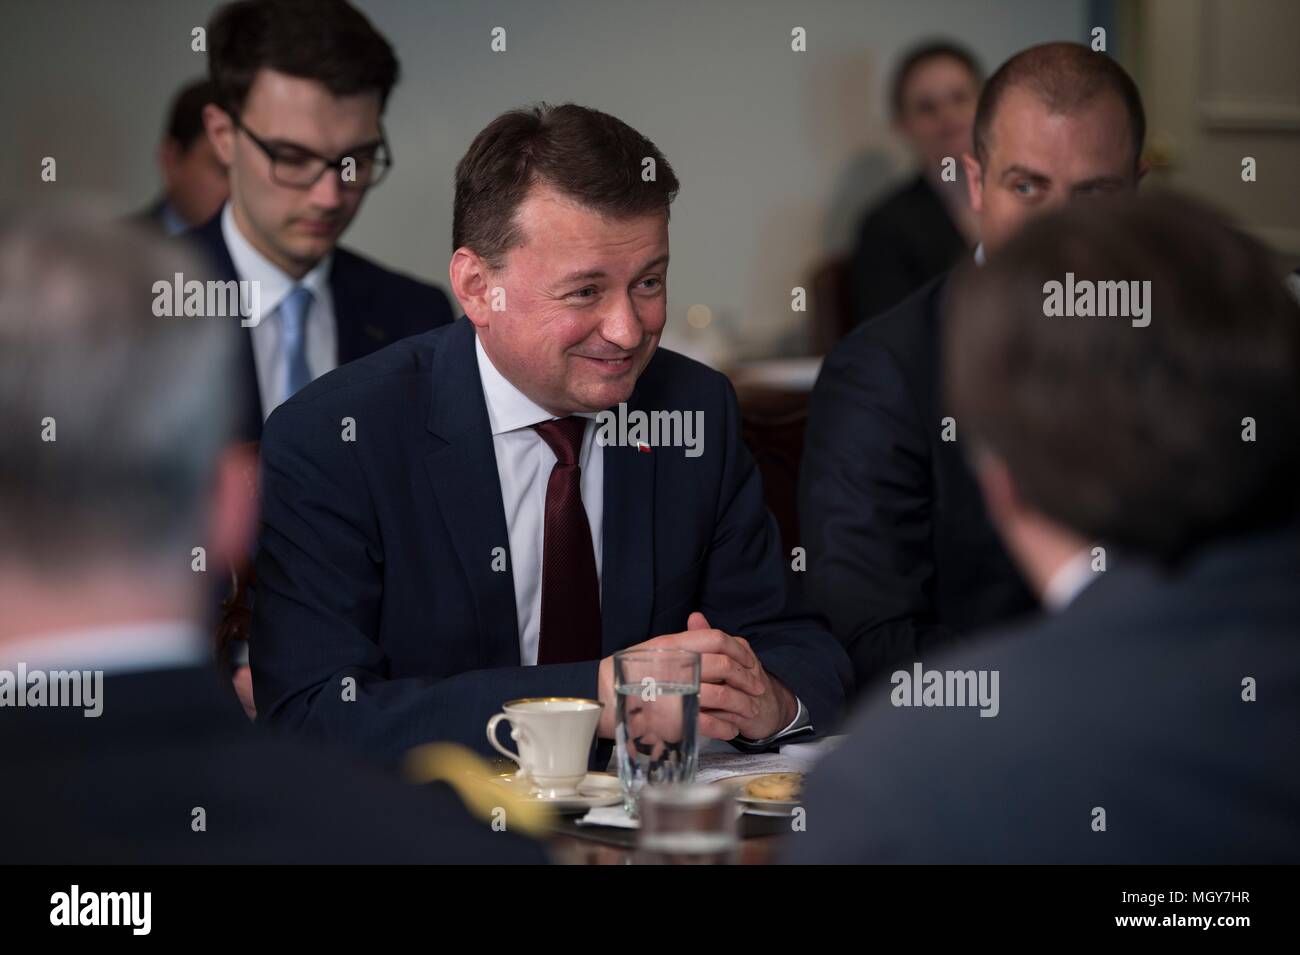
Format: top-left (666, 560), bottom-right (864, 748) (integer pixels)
top-left (221, 203), bottom-right (338, 419)
top-left (0, 620), bottom-right (208, 675)
top-left (1042, 548), bottom-right (1101, 612)
top-left (475, 336), bottom-right (603, 667)
top-left (159, 200), bottom-right (189, 237)
top-left (474, 336), bottom-right (808, 744)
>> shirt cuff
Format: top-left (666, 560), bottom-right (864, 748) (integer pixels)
top-left (732, 697), bottom-right (813, 751)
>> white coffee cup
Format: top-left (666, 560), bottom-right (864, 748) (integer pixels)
top-left (486, 697), bottom-right (603, 798)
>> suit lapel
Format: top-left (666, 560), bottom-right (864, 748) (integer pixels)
top-left (189, 213), bottom-right (262, 442)
top-left (330, 253), bottom-right (362, 363)
top-left (423, 319), bottom-right (521, 667)
top-left (330, 252), bottom-right (394, 363)
top-left (599, 386), bottom-right (657, 654)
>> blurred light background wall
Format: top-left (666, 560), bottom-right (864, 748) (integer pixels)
top-left (2, 1), bottom-right (1295, 364)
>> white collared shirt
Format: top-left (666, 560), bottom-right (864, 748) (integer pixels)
top-left (475, 335), bottom-right (604, 666)
top-left (0, 620), bottom-right (207, 675)
top-left (221, 203), bottom-right (338, 419)
top-left (1042, 548), bottom-right (1100, 612)
top-left (160, 200), bottom-right (189, 237)
top-left (473, 336), bottom-right (809, 743)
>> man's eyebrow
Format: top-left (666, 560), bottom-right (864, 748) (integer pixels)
top-left (1071, 175), bottom-right (1126, 192)
top-left (554, 254), bottom-right (670, 287)
top-left (999, 164), bottom-right (1051, 183)
top-left (264, 136), bottom-right (384, 157)
top-left (555, 268), bottom-right (606, 285)
top-left (635, 253), bottom-right (670, 275)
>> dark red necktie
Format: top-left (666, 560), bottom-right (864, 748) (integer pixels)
top-left (533, 416), bottom-right (602, 664)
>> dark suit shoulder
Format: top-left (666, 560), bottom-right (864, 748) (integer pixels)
top-left (793, 528), bottom-right (1300, 862)
top-left (856, 175), bottom-right (934, 231)
top-left (634, 346), bottom-right (731, 405)
top-left (328, 247), bottom-right (453, 354)
top-left (821, 275), bottom-right (945, 397)
top-left (334, 246), bottom-right (445, 302)
top-left (310, 325), bottom-right (446, 400)
top-left (263, 323), bottom-right (454, 437)
top-left (858, 273), bottom-right (945, 348)
top-left (1, 665), bottom-right (545, 863)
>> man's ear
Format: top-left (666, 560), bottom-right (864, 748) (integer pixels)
top-left (449, 248), bottom-right (497, 328)
top-left (208, 442), bottom-right (259, 572)
top-left (203, 103), bottom-right (236, 168)
top-left (961, 152), bottom-right (984, 213)
top-left (158, 138), bottom-right (181, 189)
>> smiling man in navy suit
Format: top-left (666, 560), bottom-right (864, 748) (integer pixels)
top-left (190, 0), bottom-right (453, 443)
top-left (250, 103), bottom-right (852, 765)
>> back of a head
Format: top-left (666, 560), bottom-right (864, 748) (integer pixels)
top-left (973, 41), bottom-right (1146, 168)
top-left (946, 191), bottom-right (1300, 563)
top-left (164, 78), bottom-right (219, 151)
top-left (0, 209), bottom-right (236, 575)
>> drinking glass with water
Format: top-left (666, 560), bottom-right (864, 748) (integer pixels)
top-left (613, 648), bottom-right (701, 814)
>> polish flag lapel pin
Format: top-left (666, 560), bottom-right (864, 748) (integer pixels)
top-left (636, 441), bottom-right (652, 454)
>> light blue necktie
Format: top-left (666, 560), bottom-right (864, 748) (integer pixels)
top-left (279, 285), bottom-right (315, 404)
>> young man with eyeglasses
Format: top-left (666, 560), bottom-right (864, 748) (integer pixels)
top-left (191, 0), bottom-right (454, 441)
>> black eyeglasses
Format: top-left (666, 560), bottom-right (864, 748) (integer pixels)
top-left (234, 117), bottom-right (392, 190)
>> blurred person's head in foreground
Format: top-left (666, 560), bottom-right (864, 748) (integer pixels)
top-left (0, 209), bottom-right (255, 644)
top-left (946, 191), bottom-right (1300, 595)
top-left (203, 0), bottom-right (399, 278)
top-left (450, 102), bottom-right (679, 417)
top-left (0, 210), bottom-right (548, 864)
top-left (891, 40), bottom-right (983, 177)
top-left (964, 41), bottom-right (1147, 254)
top-left (155, 78), bottom-right (229, 231)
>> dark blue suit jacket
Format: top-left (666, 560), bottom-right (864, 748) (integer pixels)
top-left (1, 663), bottom-right (545, 863)
top-left (250, 317), bottom-right (853, 765)
top-left (787, 524), bottom-right (1300, 863)
top-left (850, 174), bottom-right (968, 324)
top-left (800, 275), bottom-right (1036, 692)
top-left (186, 211), bottom-right (455, 442)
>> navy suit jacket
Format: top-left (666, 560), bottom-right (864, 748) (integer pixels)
top-left (1, 663), bottom-right (546, 863)
top-left (186, 211), bottom-right (455, 442)
top-left (800, 275), bottom-right (1036, 692)
top-left (250, 317), bottom-right (853, 765)
top-left (850, 174), bottom-right (968, 324)
top-left (787, 525), bottom-right (1300, 863)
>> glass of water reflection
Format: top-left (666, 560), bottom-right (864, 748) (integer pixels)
top-left (613, 648), bottom-right (701, 814)
top-left (637, 783), bottom-right (738, 865)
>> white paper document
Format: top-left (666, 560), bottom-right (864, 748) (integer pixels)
top-left (576, 736), bottom-right (844, 828)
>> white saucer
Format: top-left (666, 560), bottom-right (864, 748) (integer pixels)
top-left (491, 771), bottom-right (623, 813)
top-left (719, 772), bottom-right (805, 813)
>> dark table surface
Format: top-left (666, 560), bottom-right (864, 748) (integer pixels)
top-left (547, 808), bottom-right (793, 864)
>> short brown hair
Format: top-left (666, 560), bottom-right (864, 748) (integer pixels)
top-left (973, 42), bottom-right (1145, 169)
top-left (208, 0), bottom-right (399, 116)
top-left (945, 191), bottom-right (1300, 563)
top-left (0, 209), bottom-right (237, 571)
top-left (164, 78), bottom-right (219, 151)
top-left (453, 103), bottom-right (680, 269)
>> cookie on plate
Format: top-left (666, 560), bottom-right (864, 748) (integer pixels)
top-left (743, 772), bottom-right (804, 801)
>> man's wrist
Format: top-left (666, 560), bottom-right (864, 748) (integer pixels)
top-left (736, 694), bottom-right (811, 749)
top-left (776, 678), bottom-right (798, 729)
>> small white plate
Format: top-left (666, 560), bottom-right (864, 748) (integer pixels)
top-left (490, 771), bottom-right (623, 813)
top-left (719, 772), bottom-right (805, 813)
